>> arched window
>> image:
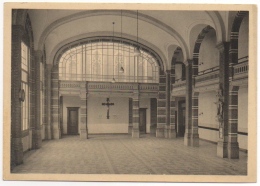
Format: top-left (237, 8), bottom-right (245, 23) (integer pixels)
top-left (21, 41), bottom-right (30, 130)
top-left (58, 40), bottom-right (159, 83)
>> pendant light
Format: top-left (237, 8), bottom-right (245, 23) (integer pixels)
top-left (134, 10), bottom-right (141, 57)
top-left (119, 10), bottom-right (124, 73)
top-left (112, 22), bottom-right (116, 83)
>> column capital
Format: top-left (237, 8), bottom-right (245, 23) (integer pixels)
top-left (216, 42), bottom-right (230, 51)
top-left (165, 69), bottom-right (171, 74)
top-left (34, 50), bottom-right (43, 58)
top-left (183, 59), bottom-right (193, 66)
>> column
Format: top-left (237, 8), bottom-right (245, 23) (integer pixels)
top-left (11, 25), bottom-right (24, 168)
top-left (169, 96), bottom-right (177, 138)
top-left (80, 82), bottom-right (88, 139)
top-left (51, 64), bottom-right (61, 139)
top-left (191, 92), bottom-right (199, 146)
top-left (128, 98), bottom-right (133, 134)
top-left (184, 60), bottom-right (193, 146)
top-left (216, 42), bottom-right (230, 158)
top-left (45, 64), bottom-right (52, 139)
top-left (228, 86), bottom-right (239, 158)
top-left (165, 70), bottom-right (176, 138)
top-left (32, 50), bottom-right (43, 149)
top-left (150, 98), bottom-right (157, 135)
top-left (170, 62), bottom-right (177, 138)
top-left (132, 93), bottom-right (140, 138)
top-left (156, 70), bottom-right (166, 138)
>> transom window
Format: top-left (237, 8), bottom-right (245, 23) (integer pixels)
top-left (58, 40), bottom-right (159, 83)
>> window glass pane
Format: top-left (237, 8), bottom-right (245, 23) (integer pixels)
top-left (58, 40), bottom-right (159, 83)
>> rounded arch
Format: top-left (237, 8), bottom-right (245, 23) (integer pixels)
top-left (37, 10), bottom-right (189, 64)
top-left (205, 11), bottom-right (225, 42)
top-left (54, 36), bottom-right (164, 83)
top-left (229, 11), bottom-right (249, 65)
top-left (49, 31), bottom-right (167, 71)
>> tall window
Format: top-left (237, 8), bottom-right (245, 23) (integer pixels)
top-left (21, 42), bottom-right (29, 130)
top-left (58, 40), bottom-right (159, 83)
top-left (40, 61), bottom-right (44, 127)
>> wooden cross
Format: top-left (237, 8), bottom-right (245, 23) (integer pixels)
top-left (102, 98), bottom-right (114, 119)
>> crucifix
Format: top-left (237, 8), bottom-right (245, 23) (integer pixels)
top-left (102, 98), bottom-right (114, 119)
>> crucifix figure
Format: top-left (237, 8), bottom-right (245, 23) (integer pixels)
top-left (102, 98), bottom-right (114, 119)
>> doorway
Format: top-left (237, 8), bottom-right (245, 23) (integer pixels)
top-left (139, 108), bottom-right (147, 133)
top-left (67, 107), bottom-right (79, 135)
top-left (177, 100), bottom-right (186, 137)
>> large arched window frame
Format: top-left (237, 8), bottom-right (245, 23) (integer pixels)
top-left (58, 39), bottom-right (160, 83)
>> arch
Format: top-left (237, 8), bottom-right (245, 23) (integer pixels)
top-left (205, 11), bottom-right (225, 42)
top-left (192, 25), bottom-right (216, 77)
top-left (48, 31), bottom-right (167, 71)
top-left (229, 11), bottom-right (249, 65)
top-left (54, 36), bottom-right (163, 83)
top-left (37, 10), bottom-right (189, 63)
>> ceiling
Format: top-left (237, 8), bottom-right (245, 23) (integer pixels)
top-left (26, 9), bottom-right (232, 69)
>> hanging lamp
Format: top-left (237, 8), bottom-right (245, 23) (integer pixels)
top-left (134, 10), bottom-right (141, 57)
top-left (119, 10), bottom-right (125, 73)
top-left (111, 22), bottom-right (116, 83)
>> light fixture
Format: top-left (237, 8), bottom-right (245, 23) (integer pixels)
top-left (112, 77), bottom-right (116, 83)
top-left (111, 22), bottom-right (116, 83)
top-left (119, 10), bottom-right (124, 73)
top-left (134, 10), bottom-right (141, 57)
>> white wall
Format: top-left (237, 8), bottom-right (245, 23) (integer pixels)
top-left (238, 86), bottom-right (248, 150)
top-left (88, 96), bottom-right (129, 134)
top-left (238, 15), bottom-right (249, 59)
top-left (62, 96), bottom-right (81, 134)
top-left (175, 64), bottom-right (182, 80)
top-left (199, 29), bottom-right (219, 71)
top-left (198, 91), bottom-right (219, 142)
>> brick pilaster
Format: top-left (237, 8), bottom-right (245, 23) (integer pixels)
top-left (132, 93), bottom-right (140, 138)
top-left (184, 60), bottom-right (193, 146)
top-left (32, 50), bottom-right (42, 149)
top-left (80, 82), bottom-right (88, 139)
top-left (128, 98), bottom-right (133, 134)
top-left (51, 64), bottom-right (60, 139)
top-left (216, 42), bottom-right (230, 158)
top-left (228, 86), bottom-right (239, 158)
top-left (45, 64), bottom-right (52, 139)
top-left (11, 25), bottom-right (24, 168)
top-left (156, 70), bottom-right (166, 138)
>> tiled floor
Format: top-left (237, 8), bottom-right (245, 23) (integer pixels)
top-left (12, 134), bottom-right (247, 175)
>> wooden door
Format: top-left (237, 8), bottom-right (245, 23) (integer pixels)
top-left (139, 108), bottom-right (146, 133)
top-left (67, 107), bottom-right (79, 135)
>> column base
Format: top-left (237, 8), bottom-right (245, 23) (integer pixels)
top-left (11, 138), bottom-right (23, 168)
top-left (45, 124), bottom-right (52, 140)
top-left (32, 128), bottom-right (42, 149)
top-left (168, 128), bottom-right (177, 139)
top-left (53, 128), bottom-right (61, 139)
top-left (228, 142), bottom-right (239, 159)
top-left (156, 127), bottom-right (164, 138)
top-left (184, 132), bottom-right (191, 146)
top-left (164, 125), bottom-right (169, 138)
top-left (150, 124), bottom-right (156, 135)
top-left (80, 129), bottom-right (88, 139)
top-left (128, 126), bottom-right (133, 135)
top-left (132, 128), bottom-right (140, 138)
top-left (191, 133), bottom-right (199, 147)
top-left (217, 141), bottom-right (228, 158)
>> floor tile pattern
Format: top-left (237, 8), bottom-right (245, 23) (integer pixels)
top-left (12, 134), bottom-right (247, 175)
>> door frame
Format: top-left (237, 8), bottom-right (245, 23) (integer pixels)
top-left (67, 107), bottom-right (79, 135)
